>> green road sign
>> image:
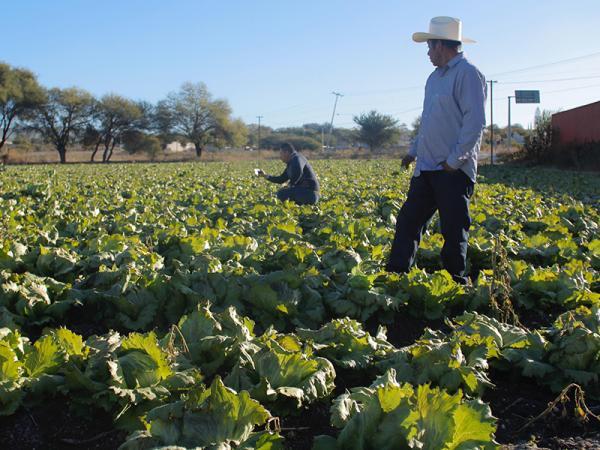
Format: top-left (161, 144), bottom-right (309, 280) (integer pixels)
top-left (515, 90), bottom-right (540, 104)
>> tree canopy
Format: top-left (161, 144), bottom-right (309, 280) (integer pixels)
top-left (0, 62), bottom-right (45, 152)
top-left (88, 94), bottom-right (142, 162)
top-left (28, 87), bottom-right (94, 163)
top-left (353, 110), bottom-right (400, 151)
top-left (1, 61), bottom-right (423, 162)
top-left (160, 82), bottom-right (238, 158)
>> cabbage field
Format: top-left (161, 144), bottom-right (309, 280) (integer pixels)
top-left (0, 161), bottom-right (599, 449)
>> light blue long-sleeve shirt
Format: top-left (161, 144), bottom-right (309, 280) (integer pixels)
top-left (409, 53), bottom-right (487, 182)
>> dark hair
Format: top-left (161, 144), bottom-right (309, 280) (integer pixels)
top-left (279, 142), bottom-right (296, 153)
top-left (429, 39), bottom-right (462, 51)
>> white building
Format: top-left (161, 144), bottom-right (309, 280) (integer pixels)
top-left (165, 141), bottom-right (195, 153)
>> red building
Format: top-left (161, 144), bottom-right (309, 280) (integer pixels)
top-left (551, 101), bottom-right (600, 145)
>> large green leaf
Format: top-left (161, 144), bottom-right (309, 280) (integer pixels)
top-left (321, 369), bottom-right (497, 450)
top-left (297, 318), bottom-right (393, 369)
top-left (120, 376), bottom-right (278, 449)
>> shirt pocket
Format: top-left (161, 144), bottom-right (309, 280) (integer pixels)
top-left (437, 93), bottom-right (456, 111)
top-left (430, 93), bottom-right (455, 121)
top-left (434, 93), bottom-right (463, 127)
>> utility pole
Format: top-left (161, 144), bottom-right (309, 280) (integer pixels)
top-left (507, 95), bottom-right (513, 151)
top-left (327, 91), bottom-right (343, 149)
top-left (256, 115), bottom-right (263, 151)
top-left (488, 80), bottom-right (497, 165)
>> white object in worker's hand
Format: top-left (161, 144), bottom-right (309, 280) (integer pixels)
top-left (254, 168), bottom-right (264, 176)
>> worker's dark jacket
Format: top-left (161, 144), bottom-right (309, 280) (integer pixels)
top-left (267, 152), bottom-right (319, 191)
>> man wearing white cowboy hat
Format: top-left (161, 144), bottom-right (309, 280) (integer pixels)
top-left (386, 16), bottom-right (487, 285)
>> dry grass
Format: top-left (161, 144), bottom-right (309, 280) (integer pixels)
top-left (2, 144), bottom-right (518, 165)
top-left (3, 146), bottom-right (412, 165)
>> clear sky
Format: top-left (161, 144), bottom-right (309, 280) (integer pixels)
top-left (4, 0), bottom-right (600, 130)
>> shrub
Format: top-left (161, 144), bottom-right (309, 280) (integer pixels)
top-left (523, 110), bottom-right (553, 163)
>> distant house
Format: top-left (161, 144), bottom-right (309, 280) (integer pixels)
top-left (165, 141), bottom-right (195, 153)
top-left (552, 101), bottom-right (600, 145)
top-left (512, 133), bottom-right (525, 145)
top-left (503, 132), bottom-right (525, 145)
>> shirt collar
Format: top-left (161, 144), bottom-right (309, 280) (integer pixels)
top-left (447, 52), bottom-right (464, 68)
top-left (438, 52), bottom-right (464, 75)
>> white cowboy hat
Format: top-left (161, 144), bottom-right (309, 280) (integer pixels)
top-left (412, 16), bottom-right (475, 43)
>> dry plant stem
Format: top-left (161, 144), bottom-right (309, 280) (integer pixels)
top-left (489, 235), bottom-right (521, 326)
top-left (266, 416), bottom-right (282, 433)
top-left (515, 383), bottom-right (600, 434)
top-left (60, 429), bottom-right (120, 445)
top-left (172, 324), bottom-right (191, 357)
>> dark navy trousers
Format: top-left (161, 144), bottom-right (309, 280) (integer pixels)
top-left (276, 186), bottom-right (319, 205)
top-left (387, 170), bottom-right (474, 284)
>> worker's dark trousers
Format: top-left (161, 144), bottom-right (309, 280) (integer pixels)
top-left (276, 187), bottom-right (319, 205)
top-left (386, 170), bottom-right (474, 284)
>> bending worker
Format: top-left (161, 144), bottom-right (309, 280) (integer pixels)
top-left (257, 142), bottom-right (320, 205)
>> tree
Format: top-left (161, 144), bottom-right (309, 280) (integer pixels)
top-left (133, 100), bottom-right (155, 132)
top-left (215, 118), bottom-right (248, 149)
top-left (523, 109), bottom-right (554, 164)
top-left (332, 127), bottom-right (358, 148)
top-left (261, 133), bottom-right (322, 151)
top-left (162, 82), bottom-right (233, 158)
top-left (87, 94), bottom-right (142, 162)
top-left (29, 87), bottom-right (94, 163)
top-left (0, 62), bottom-right (45, 153)
top-left (410, 115), bottom-right (421, 142)
top-left (122, 130), bottom-right (162, 160)
top-left (483, 124), bottom-right (503, 146)
top-left (511, 123), bottom-right (526, 133)
top-left (303, 122), bottom-right (329, 139)
top-left (353, 110), bottom-right (400, 152)
top-left (152, 100), bottom-right (177, 149)
top-left (81, 123), bottom-right (102, 157)
top-left (247, 123), bottom-right (273, 148)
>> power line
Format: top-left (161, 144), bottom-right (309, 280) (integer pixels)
top-left (260, 79), bottom-right (597, 125)
top-left (498, 74), bottom-right (600, 85)
top-left (344, 85), bottom-right (423, 96)
top-left (255, 52), bottom-right (600, 128)
top-left (390, 106), bottom-right (422, 115)
top-left (256, 52), bottom-right (600, 123)
top-left (268, 105), bottom-right (331, 118)
top-left (544, 83), bottom-right (600, 95)
top-left (514, 68), bottom-right (600, 77)
top-left (490, 82), bottom-right (600, 103)
top-left (264, 77), bottom-right (600, 126)
top-left (489, 50), bottom-right (600, 77)
top-left (262, 102), bottom-right (314, 115)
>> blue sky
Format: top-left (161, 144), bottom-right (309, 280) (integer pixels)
top-left (4, 0), bottom-right (600, 130)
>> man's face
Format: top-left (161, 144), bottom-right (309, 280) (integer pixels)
top-left (427, 40), bottom-right (442, 67)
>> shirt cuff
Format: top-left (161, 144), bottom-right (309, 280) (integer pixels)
top-left (445, 153), bottom-right (464, 170)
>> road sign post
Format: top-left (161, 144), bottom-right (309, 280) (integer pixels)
top-left (515, 90), bottom-right (540, 104)
top-left (508, 96), bottom-right (513, 150)
top-left (510, 90), bottom-right (540, 152)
